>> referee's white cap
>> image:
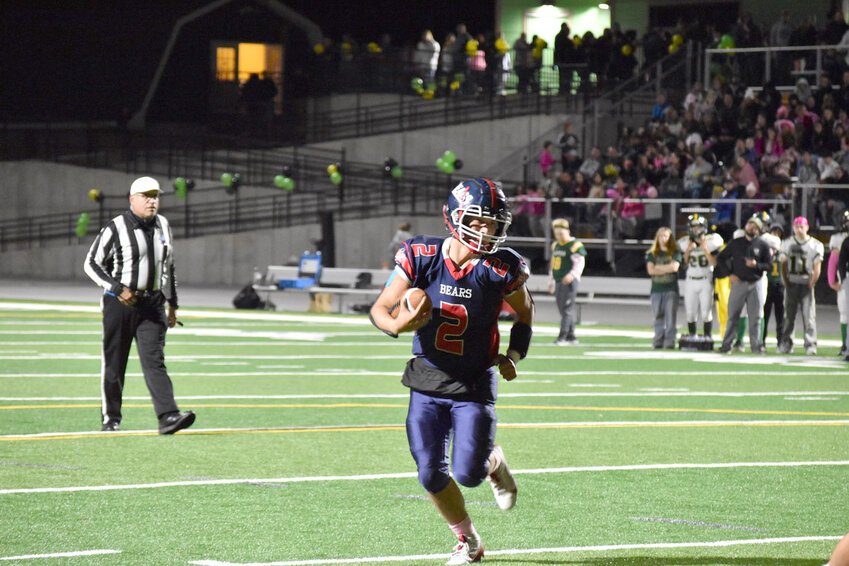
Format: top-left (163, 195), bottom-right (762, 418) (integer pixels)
top-left (129, 176), bottom-right (162, 195)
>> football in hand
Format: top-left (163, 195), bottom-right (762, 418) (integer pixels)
top-left (403, 288), bottom-right (432, 314)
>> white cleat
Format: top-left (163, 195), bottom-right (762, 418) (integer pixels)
top-left (487, 445), bottom-right (517, 511)
top-left (446, 533), bottom-right (483, 565)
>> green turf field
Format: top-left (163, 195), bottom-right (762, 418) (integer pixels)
top-left (1, 299), bottom-right (847, 565)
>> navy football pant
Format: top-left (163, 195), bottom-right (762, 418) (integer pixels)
top-left (405, 390), bottom-right (496, 493)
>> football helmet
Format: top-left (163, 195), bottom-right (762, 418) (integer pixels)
top-left (443, 178), bottom-right (512, 253)
top-left (756, 209), bottom-right (772, 227)
top-left (746, 214), bottom-right (763, 233)
top-left (688, 214), bottom-right (708, 239)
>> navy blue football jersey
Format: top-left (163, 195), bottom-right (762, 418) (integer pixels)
top-left (394, 235), bottom-right (529, 384)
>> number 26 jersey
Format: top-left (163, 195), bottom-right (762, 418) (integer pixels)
top-left (394, 235), bottom-right (529, 382)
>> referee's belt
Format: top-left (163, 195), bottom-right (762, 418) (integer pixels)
top-left (133, 290), bottom-right (164, 307)
top-left (688, 276), bottom-right (707, 280)
top-left (134, 289), bottom-right (161, 298)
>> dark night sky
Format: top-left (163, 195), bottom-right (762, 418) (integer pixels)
top-left (1, 0), bottom-right (496, 120)
top-left (5, 0), bottom-right (497, 49)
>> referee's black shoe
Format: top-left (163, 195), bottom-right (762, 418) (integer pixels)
top-left (101, 421), bottom-right (120, 432)
top-left (158, 411), bottom-right (196, 435)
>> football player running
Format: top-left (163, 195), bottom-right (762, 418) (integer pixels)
top-left (370, 178), bottom-right (534, 565)
top-left (678, 214), bottom-right (723, 340)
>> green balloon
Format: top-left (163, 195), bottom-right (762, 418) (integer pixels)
top-left (221, 173), bottom-right (233, 186)
top-left (75, 213), bottom-right (91, 237)
top-left (174, 177), bottom-right (187, 199)
top-left (282, 176), bottom-right (295, 191)
top-left (390, 165), bottom-right (403, 178)
top-left (436, 157), bottom-right (446, 170)
top-left (273, 174), bottom-right (286, 188)
top-left (411, 77), bottom-right (424, 92)
top-left (330, 171), bottom-right (343, 185)
top-left (719, 34), bottom-right (735, 49)
top-left (443, 150), bottom-right (456, 164)
top-left (443, 162), bottom-right (455, 174)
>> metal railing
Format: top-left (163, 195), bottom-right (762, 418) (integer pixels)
top-left (0, 162), bottom-right (458, 251)
top-left (704, 43), bottom-right (846, 90)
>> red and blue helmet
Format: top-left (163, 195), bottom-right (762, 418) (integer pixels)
top-left (443, 177), bottom-right (512, 254)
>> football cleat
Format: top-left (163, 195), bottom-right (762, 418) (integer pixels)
top-left (443, 178), bottom-right (512, 254)
top-left (446, 533), bottom-right (483, 565)
top-left (487, 445), bottom-right (517, 511)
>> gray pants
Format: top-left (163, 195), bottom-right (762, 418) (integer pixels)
top-left (783, 283), bottom-right (817, 349)
top-left (555, 280), bottom-right (578, 341)
top-left (721, 280), bottom-right (765, 352)
top-left (651, 290), bottom-right (679, 348)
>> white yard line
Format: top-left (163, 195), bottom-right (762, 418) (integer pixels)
top-left (2, 391), bottom-right (849, 401)
top-left (0, 549), bottom-right (121, 561)
top-left (2, 460), bottom-right (848, 496)
top-left (3, 370), bottom-right (848, 378)
top-left (3, 420), bottom-right (849, 440)
top-left (188, 536), bottom-right (842, 565)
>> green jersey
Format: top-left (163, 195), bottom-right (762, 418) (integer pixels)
top-left (645, 250), bottom-right (682, 293)
top-left (551, 238), bottom-right (587, 280)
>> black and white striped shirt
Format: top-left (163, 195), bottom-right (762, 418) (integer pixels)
top-left (84, 211), bottom-right (178, 308)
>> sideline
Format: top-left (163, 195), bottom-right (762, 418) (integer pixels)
top-left (0, 549), bottom-right (121, 561)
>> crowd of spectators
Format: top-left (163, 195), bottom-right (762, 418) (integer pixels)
top-left (505, 9), bottom-right (849, 242)
top-left (306, 20), bottom-right (694, 98)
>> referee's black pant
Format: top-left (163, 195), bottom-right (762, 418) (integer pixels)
top-left (101, 293), bottom-right (179, 425)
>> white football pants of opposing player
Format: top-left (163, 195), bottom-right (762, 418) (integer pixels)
top-left (683, 278), bottom-right (714, 325)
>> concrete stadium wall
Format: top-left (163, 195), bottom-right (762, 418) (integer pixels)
top-left (2, 111), bottom-right (568, 281)
top-left (310, 113), bottom-right (571, 175)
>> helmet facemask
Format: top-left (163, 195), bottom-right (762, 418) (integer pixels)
top-left (449, 205), bottom-right (512, 254)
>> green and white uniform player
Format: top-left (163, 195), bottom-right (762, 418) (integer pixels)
top-left (548, 218), bottom-right (587, 345)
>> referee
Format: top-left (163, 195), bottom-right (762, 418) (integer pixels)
top-left (84, 176), bottom-right (195, 434)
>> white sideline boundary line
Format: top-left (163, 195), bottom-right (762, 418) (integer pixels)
top-left (188, 536), bottom-right (842, 565)
top-left (3, 390), bottom-right (849, 400)
top-left (3, 420), bottom-right (849, 441)
top-left (4, 370), bottom-right (849, 378)
top-left (2, 460), bottom-right (848, 495)
top-left (0, 549), bottom-right (121, 561)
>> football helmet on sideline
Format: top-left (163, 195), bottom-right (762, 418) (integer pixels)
top-left (688, 213), bottom-right (708, 240)
top-left (443, 178), bottom-right (512, 253)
